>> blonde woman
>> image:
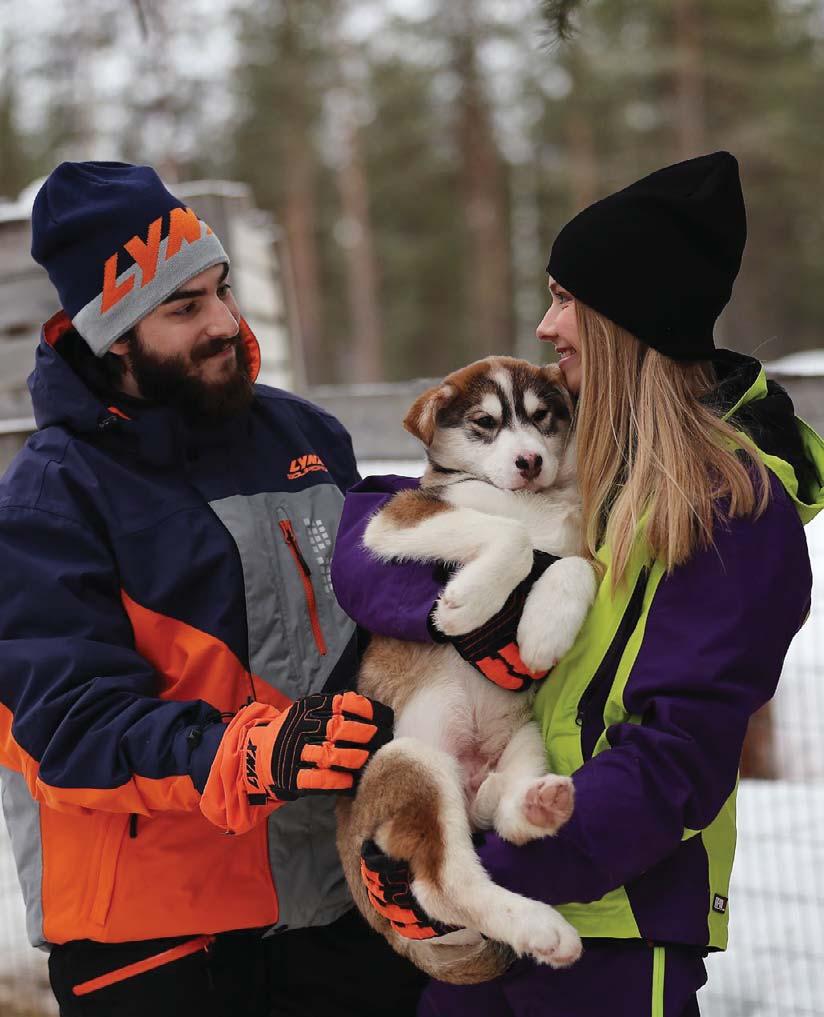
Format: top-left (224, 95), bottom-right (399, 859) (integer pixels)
top-left (330, 153), bottom-right (824, 1017)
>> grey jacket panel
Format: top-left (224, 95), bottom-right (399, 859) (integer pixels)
top-left (1, 767), bottom-right (45, 948)
top-left (209, 482), bottom-right (356, 929)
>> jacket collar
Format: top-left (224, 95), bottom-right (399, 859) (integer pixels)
top-left (28, 310), bottom-right (262, 468)
top-left (709, 348), bottom-right (824, 523)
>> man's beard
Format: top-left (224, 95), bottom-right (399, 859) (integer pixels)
top-left (127, 332), bottom-right (254, 422)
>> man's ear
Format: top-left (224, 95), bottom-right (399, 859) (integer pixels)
top-left (108, 335), bottom-right (131, 359)
top-left (403, 383), bottom-right (456, 447)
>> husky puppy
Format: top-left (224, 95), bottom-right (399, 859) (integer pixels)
top-left (337, 357), bottom-right (597, 984)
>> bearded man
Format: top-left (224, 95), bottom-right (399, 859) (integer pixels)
top-left (0, 162), bottom-right (423, 1017)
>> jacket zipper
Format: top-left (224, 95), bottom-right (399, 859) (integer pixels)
top-left (278, 519), bottom-right (328, 656)
top-left (576, 567), bottom-right (649, 760)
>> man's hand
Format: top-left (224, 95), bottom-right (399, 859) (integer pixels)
top-left (431, 550), bottom-right (560, 691)
top-left (360, 840), bottom-right (461, 940)
top-left (243, 691), bottom-right (393, 802)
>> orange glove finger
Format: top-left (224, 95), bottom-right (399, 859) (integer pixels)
top-left (334, 690), bottom-right (379, 721)
top-left (499, 642), bottom-right (549, 680)
top-left (296, 769), bottom-right (353, 792)
top-left (325, 715), bottom-right (380, 745)
top-left (391, 921), bottom-right (445, 941)
top-left (365, 891), bottom-right (421, 926)
top-left (360, 865), bottom-right (385, 897)
top-left (476, 656), bottom-right (529, 691)
top-left (300, 743), bottom-right (370, 771)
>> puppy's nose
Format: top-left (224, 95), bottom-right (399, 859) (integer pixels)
top-left (515, 453), bottom-right (543, 480)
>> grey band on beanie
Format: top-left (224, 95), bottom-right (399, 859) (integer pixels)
top-left (73, 221), bottom-right (229, 356)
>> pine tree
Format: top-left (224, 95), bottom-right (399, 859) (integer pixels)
top-left (233, 0), bottom-right (334, 383)
top-left (0, 69), bottom-right (30, 201)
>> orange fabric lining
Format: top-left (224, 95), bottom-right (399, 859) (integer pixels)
top-left (238, 317), bottom-right (261, 382)
top-left (43, 310), bottom-right (73, 348)
top-left (499, 642), bottom-right (546, 679)
top-left (72, 934), bottom-right (215, 996)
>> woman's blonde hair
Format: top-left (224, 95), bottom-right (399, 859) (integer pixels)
top-left (574, 302), bottom-right (770, 589)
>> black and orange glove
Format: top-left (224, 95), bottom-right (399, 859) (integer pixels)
top-left (360, 840), bottom-right (461, 940)
top-left (430, 550), bottom-right (559, 691)
top-left (243, 691), bottom-right (393, 802)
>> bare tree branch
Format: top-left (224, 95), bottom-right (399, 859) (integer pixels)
top-left (540, 0), bottom-right (587, 41)
top-left (131, 0), bottom-right (149, 39)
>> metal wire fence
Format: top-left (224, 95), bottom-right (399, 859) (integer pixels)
top-left (700, 512), bottom-right (824, 1016)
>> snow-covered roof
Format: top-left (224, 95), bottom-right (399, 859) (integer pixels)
top-left (763, 349), bottom-right (824, 377)
top-left (0, 203), bottom-right (28, 225)
top-left (0, 178), bottom-right (45, 223)
top-left (174, 179), bottom-right (251, 200)
top-left (0, 178), bottom-right (250, 224)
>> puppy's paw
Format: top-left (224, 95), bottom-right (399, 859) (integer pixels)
top-left (433, 541), bottom-right (532, 636)
top-left (523, 775), bottom-right (574, 833)
top-left (511, 906), bottom-right (582, 969)
top-left (494, 774), bottom-right (574, 844)
top-left (516, 558), bottom-right (598, 671)
top-left (433, 586), bottom-right (497, 637)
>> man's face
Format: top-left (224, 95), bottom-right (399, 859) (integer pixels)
top-left (111, 263), bottom-right (254, 420)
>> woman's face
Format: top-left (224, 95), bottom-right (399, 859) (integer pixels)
top-left (536, 277), bottom-right (581, 395)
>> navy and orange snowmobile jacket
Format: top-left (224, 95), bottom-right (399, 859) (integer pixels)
top-left (0, 312), bottom-right (359, 947)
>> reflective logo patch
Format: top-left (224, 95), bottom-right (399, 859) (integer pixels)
top-left (245, 739), bottom-right (260, 789)
top-left (287, 454), bottom-right (329, 480)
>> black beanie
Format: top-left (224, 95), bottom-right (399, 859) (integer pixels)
top-left (547, 151), bottom-right (746, 361)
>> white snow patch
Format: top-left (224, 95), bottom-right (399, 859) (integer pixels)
top-left (764, 349), bottom-right (824, 377)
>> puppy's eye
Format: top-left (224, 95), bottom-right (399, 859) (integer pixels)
top-left (532, 408), bottom-right (549, 423)
top-left (473, 415), bottom-right (497, 429)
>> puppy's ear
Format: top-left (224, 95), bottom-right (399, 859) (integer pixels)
top-left (403, 383), bottom-right (456, 446)
top-left (540, 363), bottom-right (575, 421)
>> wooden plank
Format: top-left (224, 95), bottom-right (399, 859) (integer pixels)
top-left (0, 274), bottom-right (57, 333)
top-left (0, 338), bottom-right (38, 393)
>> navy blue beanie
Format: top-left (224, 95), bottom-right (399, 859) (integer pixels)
top-left (547, 152), bottom-right (746, 361)
top-left (31, 162), bottom-right (229, 356)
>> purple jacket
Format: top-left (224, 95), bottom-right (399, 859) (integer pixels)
top-left (332, 468), bottom-right (812, 910)
top-left (330, 358), bottom-right (821, 1017)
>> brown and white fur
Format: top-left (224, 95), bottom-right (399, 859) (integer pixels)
top-left (337, 357), bottom-right (597, 984)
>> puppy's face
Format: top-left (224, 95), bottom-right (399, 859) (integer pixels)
top-left (405, 357), bottom-right (574, 492)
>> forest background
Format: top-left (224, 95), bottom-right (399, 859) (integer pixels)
top-left (1, 0), bottom-right (823, 386)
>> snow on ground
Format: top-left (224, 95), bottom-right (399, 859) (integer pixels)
top-left (0, 479), bottom-right (822, 1016)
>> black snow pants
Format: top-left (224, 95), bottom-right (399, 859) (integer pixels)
top-left (48, 907), bottom-right (426, 1017)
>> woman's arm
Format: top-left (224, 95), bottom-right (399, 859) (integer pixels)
top-left (331, 475), bottom-right (440, 643)
top-left (479, 478), bottom-right (812, 904)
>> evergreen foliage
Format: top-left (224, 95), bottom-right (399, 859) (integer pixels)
top-left (1, 0), bottom-right (823, 380)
